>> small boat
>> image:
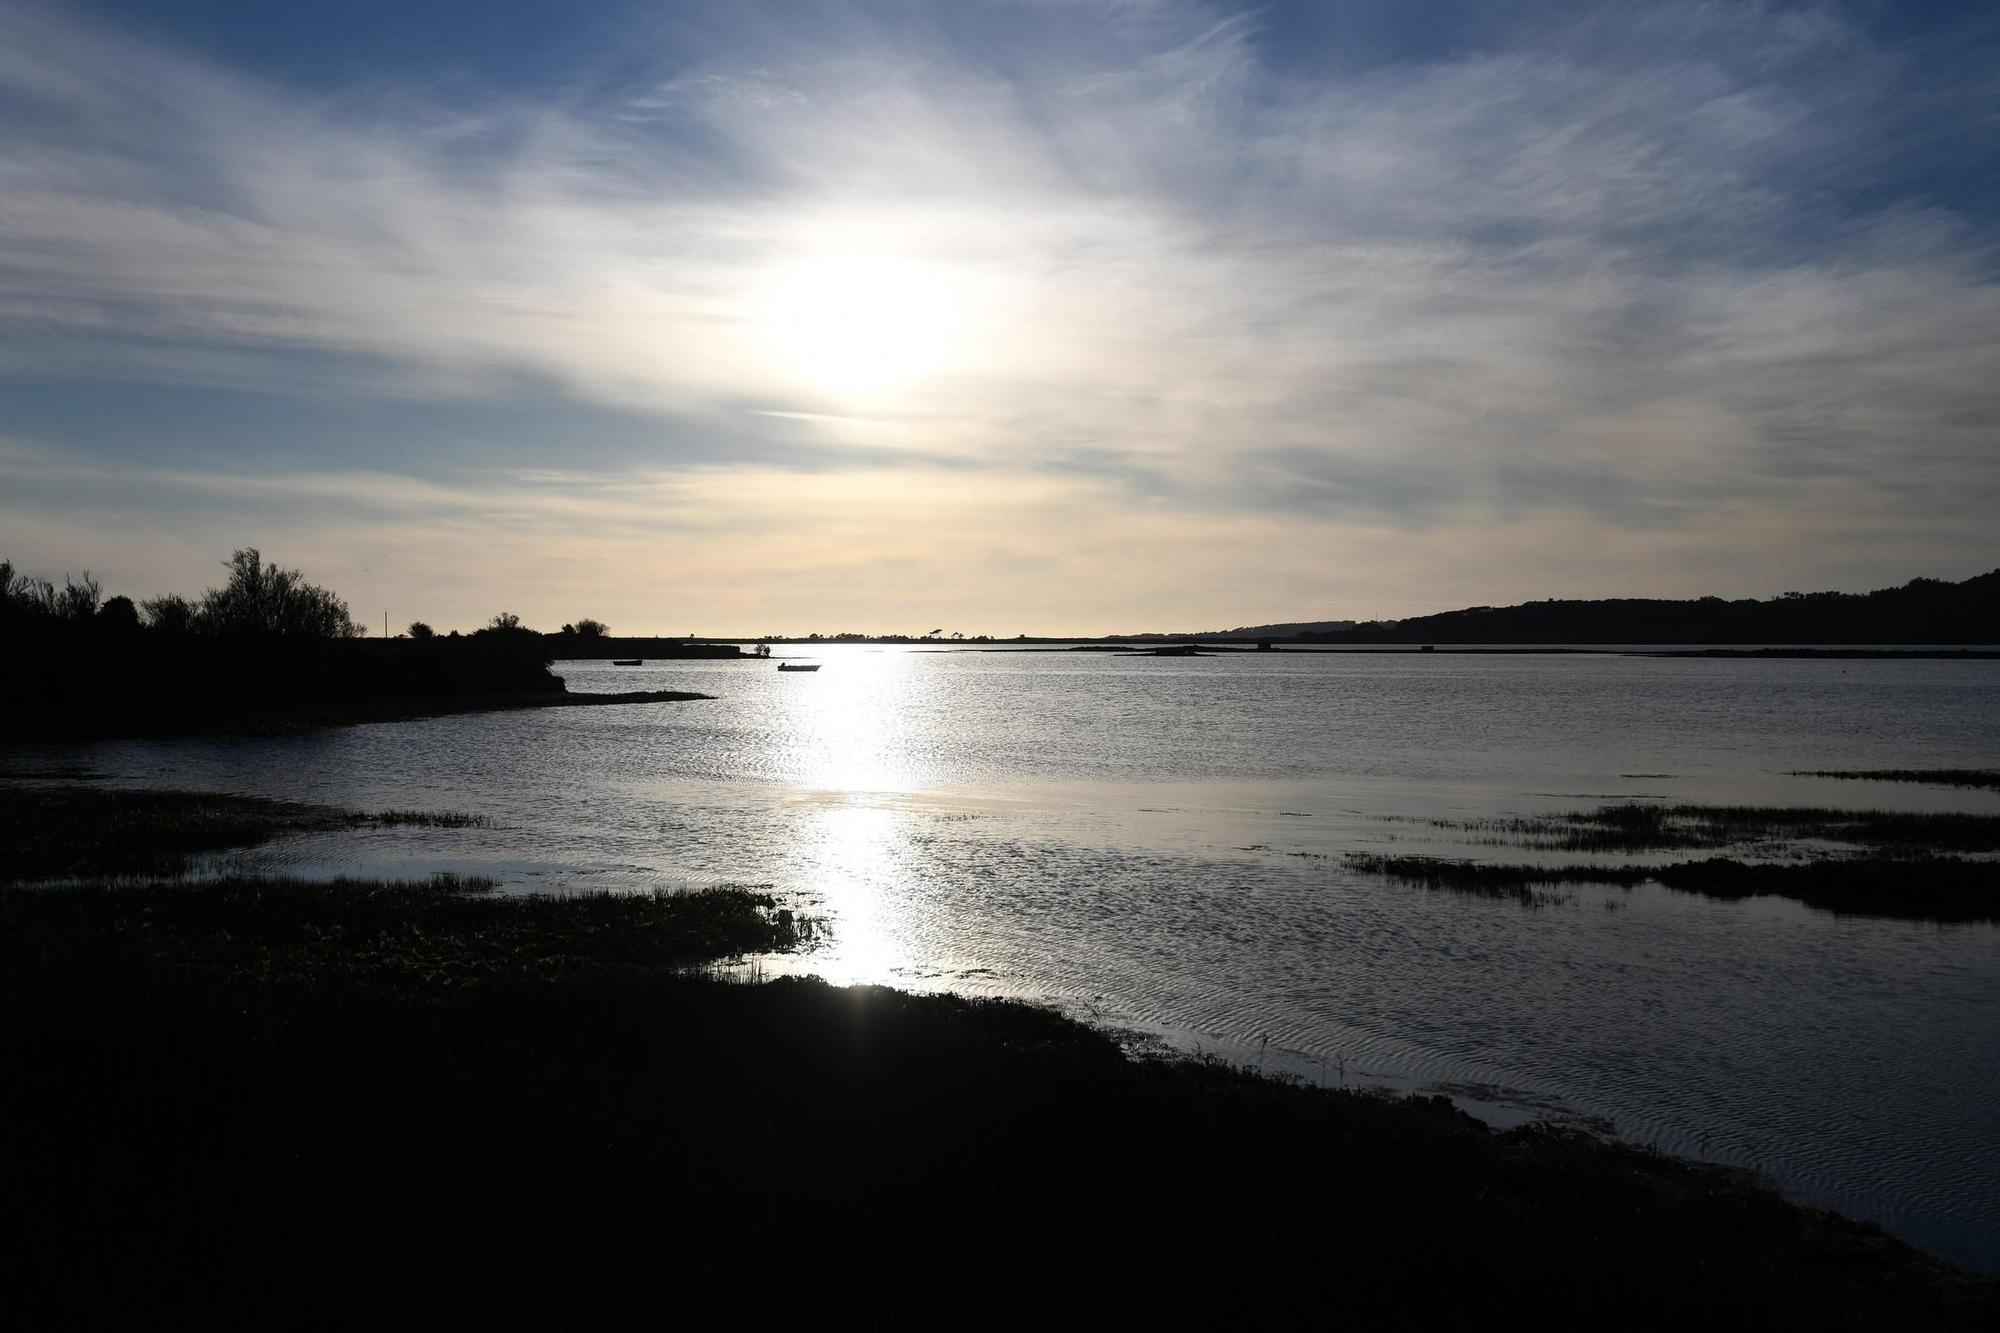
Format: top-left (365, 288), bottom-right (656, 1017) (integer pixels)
top-left (777, 662), bottom-right (821, 672)
top-left (611, 658), bottom-right (643, 666)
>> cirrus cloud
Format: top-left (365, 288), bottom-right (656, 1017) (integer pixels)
top-left (0, 0), bottom-right (1996, 631)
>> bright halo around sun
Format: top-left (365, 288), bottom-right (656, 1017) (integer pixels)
top-left (754, 241), bottom-right (981, 404)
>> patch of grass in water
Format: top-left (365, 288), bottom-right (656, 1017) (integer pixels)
top-left (338, 808), bottom-right (489, 829)
top-left (1346, 853), bottom-right (1610, 905)
top-left (1348, 852), bottom-right (2000, 923)
top-left (0, 785), bottom-right (489, 881)
top-left (1453, 803), bottom-right (2000, 853)
top-left (1791, 768), bottom-right (2000, 791)
top-left (0, 874), bottom-right (809, 993)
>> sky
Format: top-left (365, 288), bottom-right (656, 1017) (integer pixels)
top-left (2, 0), bottom-right (1997, 635)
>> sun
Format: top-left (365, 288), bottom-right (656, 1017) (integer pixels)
top-left (754, 242), bottom-right (977, 404)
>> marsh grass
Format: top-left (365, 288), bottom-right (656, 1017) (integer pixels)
top-left (0, 784), bottom-right (489, 880)
top-left (1791, 768), bottom-right (2000, 791)
top-left (1449, 803), bottom-right (2000, 853)
top-left (339, 808), bottom-right (489, 829)
top-left (1347, 853), bottom-right (1631, 901)
top-left (1, 877), bottom-right (1988, 1325)
top-left (0, 875), bottom-right (808, 993)
top-left (1348, 852), bottom-right (1999, 922)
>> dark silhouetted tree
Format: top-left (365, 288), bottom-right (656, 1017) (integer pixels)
top-left (0, 564), bottom-right (104, 623)
top-left (98, 595), bottom-right (139, 631)
top-left (572, 617), bottom-right (609, 639)
top-left (141, 594), bottom-right (199, 634)
top-left (408, 621), bottom-right (435, 639)
top-left (57, 573), bottom-right (101, 620)
top-left (198, 549), bottom-right (361, 639)
top-left (0, 560), bottom-right (46, 622)
top-left (488, 612), bottom-right (523, 632)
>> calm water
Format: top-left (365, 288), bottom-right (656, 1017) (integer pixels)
top-left (14, 648), bottom-right (2000, 1268)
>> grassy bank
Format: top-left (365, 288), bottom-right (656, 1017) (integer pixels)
top-left (1, 876), bottom-right (1989, 1325)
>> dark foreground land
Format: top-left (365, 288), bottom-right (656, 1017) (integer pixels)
top-left (1, 872), bottom-right (1991, 1325)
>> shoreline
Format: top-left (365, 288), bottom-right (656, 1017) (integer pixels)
top-left (3, 873), bottom-right (1991, 1321)
top-left (581, 635), bottom-right (2000, 655)
top-left (0, 687), bottom-right (712, 744)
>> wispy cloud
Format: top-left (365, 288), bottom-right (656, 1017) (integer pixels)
top-left (1, 0), bottom-right (1996, 629)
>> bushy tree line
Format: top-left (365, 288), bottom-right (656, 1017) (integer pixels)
top-left (2, 549), bottom-right (568, 728)
top-left (0, 564), bottom-right (116, 625)
top-left (2, 549), bottom-right (360, 640)
top-left (4, 550), bottom-right (617, 646)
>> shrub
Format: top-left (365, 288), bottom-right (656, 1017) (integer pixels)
top-left (198, 549), bottom-right (361, 639)
top-left (141, 594), bottom-right (199, 634)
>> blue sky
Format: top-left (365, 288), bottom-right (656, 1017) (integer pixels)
top-left (2, 0), bottom-right (1996, 633)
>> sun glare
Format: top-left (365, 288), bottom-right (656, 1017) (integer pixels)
top-left (754, 244), bottom-right (981, 403)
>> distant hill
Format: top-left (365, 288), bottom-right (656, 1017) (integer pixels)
top-left (1107, 619), bottom-right (1359, 641)
top-left (1222, 619), bottom-right (1359, 638)
top-left (1290, 571), bottom-right (2000, 645)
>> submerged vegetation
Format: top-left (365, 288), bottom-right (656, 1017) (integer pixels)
top-left (1349, 853), bottom-right (2000, 923)
top-left (1447, 802), bottom-right (2000, 854)
top-left (1364, 799), bottom-right (2000, 921)
top-left (0, 784), bottom-right (487, 880)
top-left (3, 876), bottom-right (1988, 1324)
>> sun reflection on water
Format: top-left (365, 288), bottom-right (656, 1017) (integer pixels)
top-left (779, 649), bottom-right (927, 793)
top-left (779, 651), bottom-right (929, 985)
top-left (793, 799), bottom-right (905, 986)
